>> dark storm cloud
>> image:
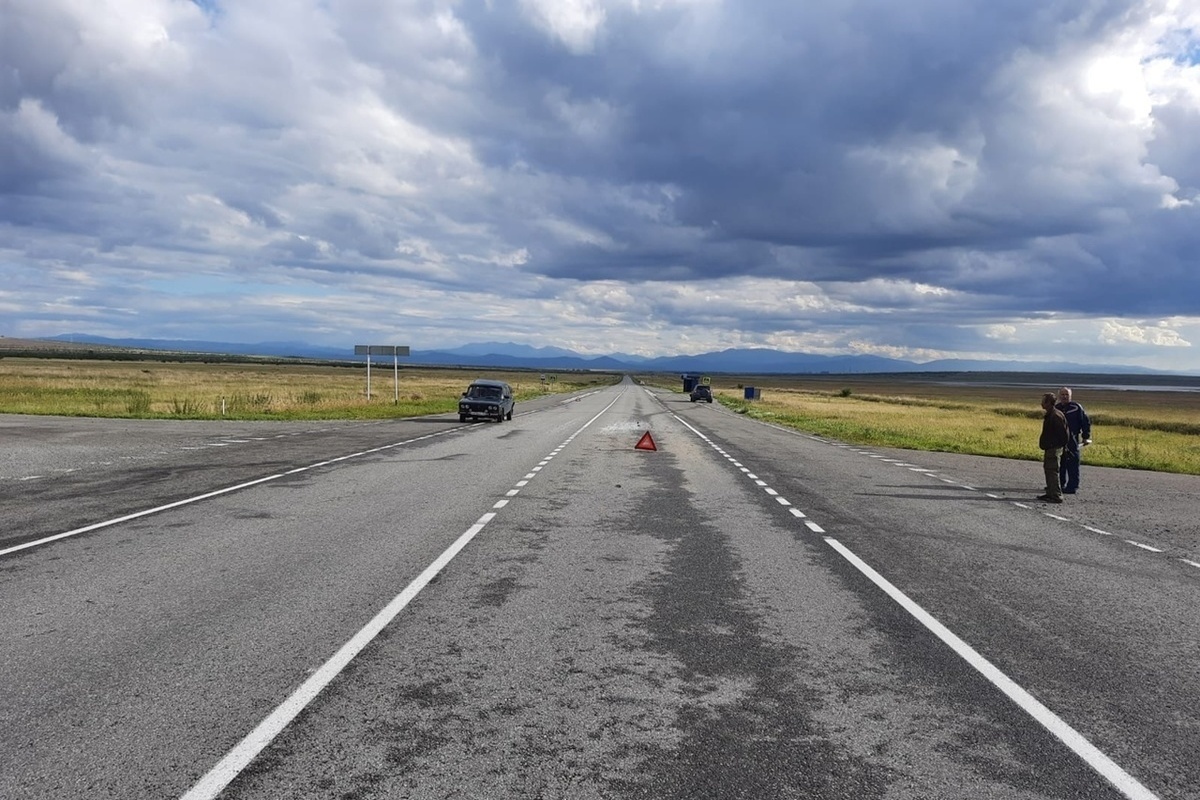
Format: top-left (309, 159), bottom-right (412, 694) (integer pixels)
top-left (449, 0), bottom-right (1197, 313)
top-left (1, 0), bottom-right (1198, 369)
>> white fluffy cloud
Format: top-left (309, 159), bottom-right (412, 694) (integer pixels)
top-left (1, 0), bottom-right (1198, 371)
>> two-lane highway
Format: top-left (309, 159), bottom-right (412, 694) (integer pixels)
top-left (1, 379), bottom-right (1196, 798)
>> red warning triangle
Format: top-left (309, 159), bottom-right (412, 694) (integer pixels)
top-left (635, 431), bottom-right (657, 451)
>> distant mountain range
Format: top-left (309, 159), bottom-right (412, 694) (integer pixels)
top-left (34, 333), bottom-right (1172, 376)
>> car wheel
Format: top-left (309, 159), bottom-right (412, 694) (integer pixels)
top-left (707, 398), bottom-right (713, 403)
top-left (459, 415), bottom-right (467, 422)
top-left (507, 406), bottom-right (514, 420)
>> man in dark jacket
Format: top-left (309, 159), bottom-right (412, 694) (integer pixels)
top-left (1056, 386), bottom-right (1092, 494)
top-left (1038, 392), bottom-right (1070, 503)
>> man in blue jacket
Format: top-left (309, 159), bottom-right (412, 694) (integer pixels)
top-left (1056, 387), bottom-right (1093, 494)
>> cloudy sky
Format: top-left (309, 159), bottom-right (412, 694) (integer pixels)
top-left (3, 0), bottom-right (1199, 370)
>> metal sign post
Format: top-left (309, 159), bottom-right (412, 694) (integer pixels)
top-left (354, 345), bottom-right (410, 401)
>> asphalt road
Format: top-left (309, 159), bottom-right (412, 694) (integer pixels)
top-left (1, 379), bottom-right (1197, 799)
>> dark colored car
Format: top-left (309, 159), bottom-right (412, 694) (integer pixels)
top-left (459, 379), bottom-right (515, 422)
top-left (689, 384), bottom-right (713, 403)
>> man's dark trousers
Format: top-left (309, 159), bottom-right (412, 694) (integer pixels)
top-left (1060, 443), bottom-right (1081, 493)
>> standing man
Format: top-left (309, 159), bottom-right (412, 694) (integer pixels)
top-left (1039, 392), bottom-right (1070, 503)
top-left (1056, 386), bottom-right (1093, 494)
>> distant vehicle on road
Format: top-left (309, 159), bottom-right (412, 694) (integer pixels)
top-left (689, 384), bottom-right (713, 403)
top-left (459, 379), bottom-right (515, 422)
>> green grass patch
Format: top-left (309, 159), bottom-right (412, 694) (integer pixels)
top-left (707, 382), bottom-right (1200, 476)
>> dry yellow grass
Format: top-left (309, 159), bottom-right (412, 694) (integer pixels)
top-left (6, 358), bottom-right (1198, 474)
top-left (0, 358), bottom-right (617, 420)
top-left (699, 378), bottom-right (1200, 475)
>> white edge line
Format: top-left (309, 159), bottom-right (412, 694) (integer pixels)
top-left (0, 473), bottom-right (286, 557)
top-left (3, 431), bottom-right (455, 558)
top-left (823, 537), bottom-right (1158, 800)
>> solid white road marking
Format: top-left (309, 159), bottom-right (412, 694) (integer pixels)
top-left (0, 425), bottom-right (473, 559)
top-left (180, 521), bottom-right (491, 800)
top-left (824, 537), bottom-right (1159, 800)
top-left (183, 389), bottom-right (625, 800)
top-left (666, 388), bottom-right (1166, 798)
top-left (1, 472), bottom-right (288, 557)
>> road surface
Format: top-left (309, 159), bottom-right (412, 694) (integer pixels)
top-left (1, 379), bottom-right (1197, 799)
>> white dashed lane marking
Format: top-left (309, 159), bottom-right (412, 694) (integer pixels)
top-left (182, 390), bottom-right (622, 800)
top-left (825, 439), bottom-right (1186, 567)
top-left (657, 389), bottom-right (1161, 800)
top-left (657, 387), bottom-right (1191, 577)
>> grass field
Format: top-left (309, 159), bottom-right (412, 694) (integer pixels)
top-left (0, 358), bottom-right (619, 421)
top-left (646, 373), bottom-right (1200, 476)
top-left (3, 356), bottom-right (1198, 475)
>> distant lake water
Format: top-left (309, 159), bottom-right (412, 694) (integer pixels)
top-left (1007, 383), bottom-right (1200, 393)
top-left (932, 379), bottom-right (1200, 393)
top-left (775, 372), bottom-right (1200, 393)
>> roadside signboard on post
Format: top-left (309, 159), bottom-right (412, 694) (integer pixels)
top-left (354, 345), bottom-right (411, 401)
